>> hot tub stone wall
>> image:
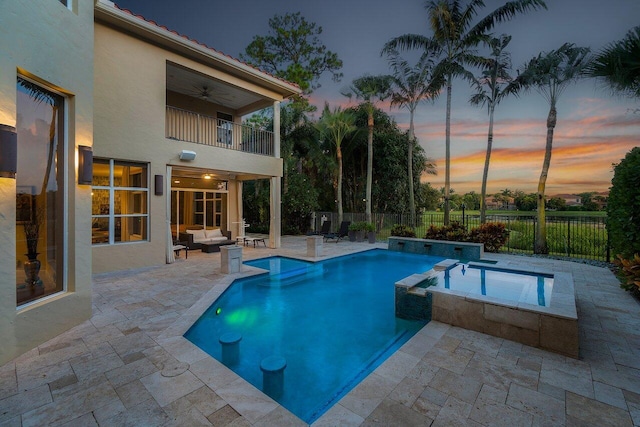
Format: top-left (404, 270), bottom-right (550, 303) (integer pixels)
top-left (394, 268), bottom-right (579, 358)
top-left (388, 237), bottom-right (484, 261)
top-left (395, 285), bottom-right (432, 321)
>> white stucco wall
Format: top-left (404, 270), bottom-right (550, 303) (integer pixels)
top-left (92, 22), bottom-right (284, 273)
top-left (0, 0), bottom-right (94, 365)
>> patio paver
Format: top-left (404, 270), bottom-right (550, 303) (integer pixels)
top-left (1, 236), bottom-right (638, 426)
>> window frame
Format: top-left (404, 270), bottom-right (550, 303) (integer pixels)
top-left (58, 0), bottom-right (72, 10)
top-left (16, 75), bottom-right (68, 308)
top-left (92, 159), bottom-right (150, 246)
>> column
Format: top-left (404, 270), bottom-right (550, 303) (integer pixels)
top-left (269, 176), bottom-right (281, 249)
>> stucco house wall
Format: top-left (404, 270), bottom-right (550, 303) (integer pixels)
top-left (0, 0), bottom-right (94, 365)
top-left (92, 2), bottom-right (297, 273)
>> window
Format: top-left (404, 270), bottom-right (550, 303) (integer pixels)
top-left (92, 159), bottom-right (149, 245)
top-left (16, 76), bottom-right (65, 306)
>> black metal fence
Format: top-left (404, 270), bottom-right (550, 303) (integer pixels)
top-left (313, 211), bottom-right (610, 262)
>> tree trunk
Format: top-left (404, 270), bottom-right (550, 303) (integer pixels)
top-left (408, 108), bottom-right (416, 227)
top-left (480, 103), bottom-right (495, 225)
top-left (41, 104), bottom-right (59, 196)
top-left (443, 76), bottom-right (452, 225)
top-left (337, 146), bottom-right (344, 225)
top-left (535, 105), bottom-right (556, 254)
top-left (366, 111), bottom-right (373, 223)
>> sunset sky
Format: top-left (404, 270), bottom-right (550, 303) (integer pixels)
top-left (116, 0), bottom-right (640, 195)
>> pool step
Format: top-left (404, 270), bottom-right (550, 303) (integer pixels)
top-left (265, 264), bottom-right (324, 287)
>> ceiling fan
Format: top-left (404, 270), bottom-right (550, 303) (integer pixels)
top-left (191, 84), bottom-right (233, 103)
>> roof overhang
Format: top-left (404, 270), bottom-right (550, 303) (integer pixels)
top-left (94, 0), bottom-right (301, 101)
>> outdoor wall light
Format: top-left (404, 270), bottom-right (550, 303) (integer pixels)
top-left (179, 149), bottom-right (196, 161)
top-left (0, 124), bottom-right (17, 179)
top-left (154, 174), bottom-right (163, 196)
top-left (77, 145), bottom-right (93, 185)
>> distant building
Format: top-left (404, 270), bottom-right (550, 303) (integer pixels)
top-left (592, 192), bottom-right (609, 210)
top-left (484, 196), bottom-right (516, 210)
top-left (550, 194), bottom-right (582, 207)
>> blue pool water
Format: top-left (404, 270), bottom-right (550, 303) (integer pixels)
top-left (184, 249), bottom-right (442, 423)
top-left (431, 264), bottom-right (554, 306)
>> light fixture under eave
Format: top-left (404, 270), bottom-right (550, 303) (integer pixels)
top-left (0, 124), bottom-right (17, 179)
top-left (203, 174), bottom-right (212, 180)
top-left (179, 149), bottom-right (196, 161)
top-left (78, 145), bottom-right (93, 185)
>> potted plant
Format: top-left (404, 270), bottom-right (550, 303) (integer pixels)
top-left (347, 222), bottom-right (357, 242)
top-left (22, 204), bottom-right (44, 288)
top-left (364, 222), bottom-right (376, 243)
top-left (349, 221), bottom-right (367, 242)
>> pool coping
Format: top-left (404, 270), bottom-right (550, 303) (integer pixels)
top-left (157, 246), bottom-right (578, 426)
top-left (155, 245), bottom-right (392, 424)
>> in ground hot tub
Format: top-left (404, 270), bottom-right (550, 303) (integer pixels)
top-left (396, 258), bottom-right (578, 358)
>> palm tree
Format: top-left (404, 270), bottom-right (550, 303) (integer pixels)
top-left (383, 0), bottom-right (547, 225)
top-left (385, 47), bottom-right (444, 226)
top-left (511, 43), bottom-right (590, 253)
top-left (586, 26), bottom-right (640, 99)
top-left (17, 77), bottom-right (60, 197)
top-left (469, 34), bottom-right (515, 224)
top-left (315, 104), bottom-right (357, 225)
top-left (342, 75), bottom-right (392, 223)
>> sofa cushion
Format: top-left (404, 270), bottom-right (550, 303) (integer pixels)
top-left (205, 228), bottom-right (223, 238)
top-left (187, 229), bottom-right (207, 243)
top-left (206, 236), bottom-right (228, 243)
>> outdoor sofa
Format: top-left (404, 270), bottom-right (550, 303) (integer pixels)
top-left (179, 228), bottom-right (234, 251)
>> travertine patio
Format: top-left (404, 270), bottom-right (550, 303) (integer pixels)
top-left (1, 236), bottom-right (638, 426)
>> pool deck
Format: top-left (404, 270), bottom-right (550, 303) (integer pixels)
top-left (1, 236), bottom-right (639, 426)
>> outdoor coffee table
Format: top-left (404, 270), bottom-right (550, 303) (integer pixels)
top-left (201, 241), bottom-right (234, 253)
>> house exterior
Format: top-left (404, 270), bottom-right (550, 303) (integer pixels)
top-left (551, 194), bottom-right (582, 207)
top-left (92, 0), bottom-right (299, 273)
top-left (0, 0), bottom-right (299, 364)
top-left (0, 0), bottom-right (95, 364)
top-left (484, 196), bottom-right (516, 210)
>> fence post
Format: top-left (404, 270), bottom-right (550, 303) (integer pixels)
top-left (567, 218), bottom-right (571, 257)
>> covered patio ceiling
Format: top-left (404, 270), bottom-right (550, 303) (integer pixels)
top-left (171, 166), bottom-right (271, 186)
top-left (166, 62), bottom-right (269, 112)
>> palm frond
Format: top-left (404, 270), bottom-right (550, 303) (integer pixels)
top-left (382, 34), bottom-right (433, 56)
top-left (468, 0), bottom-right (547, 40)
top-left (586, 26), bottom-right (640, 98)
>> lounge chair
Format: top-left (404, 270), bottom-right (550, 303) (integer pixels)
top-left (307, 220), bottom-right (331, 236)
top-left (324, 221), bottom-right (350, 243)
top-left (319, 220), bottom-right (331, 237)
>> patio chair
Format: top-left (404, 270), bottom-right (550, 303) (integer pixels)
top-left (319, 220), bottom-right (331, 236)
top-left (324, 221), bottom-right (350, 243)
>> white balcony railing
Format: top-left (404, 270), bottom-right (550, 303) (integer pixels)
top-left (165, 106), bottom-right (275, 156)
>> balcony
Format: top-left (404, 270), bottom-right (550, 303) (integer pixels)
top-left (165, 106), bottom-right (275, 156)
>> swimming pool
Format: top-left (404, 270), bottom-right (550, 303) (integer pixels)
top-left (184, 249), bottom-right (442, 423)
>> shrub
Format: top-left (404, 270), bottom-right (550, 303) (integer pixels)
top-left (468, 222), bottom-right (509, 252)
top-left (282, 171), bottom-right (319, 234)
top-left (607, 147), bottom-right (640, 259)
top-left (424, 221), bottom-right (467, 241)
top-left (390, 224), bottom-right (416, 237)
top-left (348, 221), bottom-right (368, 231)
top-left (423, 221), bottom-right (509, 253)
top-left (615, 253), bottom-right (640, 293)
